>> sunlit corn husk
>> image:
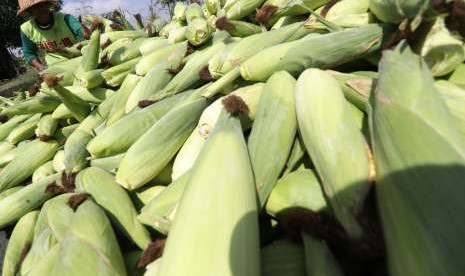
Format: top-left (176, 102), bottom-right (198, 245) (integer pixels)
top-left (32, 161), bottom-right (56, 183)
top-left (151, 18), bottom-right (167, 35)
top-left (215, 17), bottom-right (262, 37)
top-left (77, 90), bottom-right (119, 134)
top-left (173, 2), bottom-right (188, 21)
top-left (296, 69), bottom-right (371, 238)
top-left (158, 98), bottom-right (260, 276)
top-left (302, 233), bottom-right (345, 276)
top-left (64, 129), bottom-right (93, 174)
top-left (116, 96), bottom-right (207, 190)
top-left (261, 239), bottom-right (306, 276)
top-left (159, 21), bottom-right (186, 38)
top-left (418, 17), bottom-right (465, 76)
top-left (102, 57), bottom-right (141, 87)
top-left (52, 150), bottom-right (65, 173)
top-left (107, 74), bottom-right (142, 125)
top-left (0, 186), bottom-right (23, 201)
top-left (0, 96), bottom-right (60, 116)
top-left (51, 104), bottom-right (73, 120)
top-left (370, 43), bottom-right (465, 276)
top-left (139, 37), bottom-right (170, 56)
top-left (240, 24), bottom-right (383, 81)
top-left (186, 18), bottom-right (213, 46)
top-left (36, 114), bottom-right (59, 138)
top-left (186, 3), bottom-right (205, 23)
top-left (76, 27), bottom-right (101, 74)
top-left (101, 30), bottom-right (147, 46)
top-left (256, 0), bottom-right (330, 26)
top-left (76, 167), bottom-right (151, 249)
top-left (6, 114), bottom-right (41, 144)
top-left (435, 80), bottom-right (465, 139)
top-left (248, 71), bottom-right (297, 207)
top-left (171, 83), bottom-right (264, 180)
top-left (133, 185), bottom-right (165, 210)
top-left (304, 0), bottom-right (370, 30)
top-left (0, 140), bottom-right (59, 192)
top-left (206, 0), bottom-right (220, 15)
top-left (125, 63), bottom-right (173, 113)
top-left (108, 37), bottom-right (146, 65)
top-left (102, 38), bottom-right (132, 57)
top-left (284, 134), bottom-right (307, 174)
top-left (266, 169), bottom-right (327, 217)
top-left (0, 173), bottom-right (60, 228)
top-left (76, 69), bottom-right (105, 89)
top-left (0, 142), bottom-right (26, 168)
top-left (135, 42), bottom-right (187, 76)
top-left (1, 210), bottom-right (39, 276)
top-left (0, 115), bottom-right (31, 141)
top-left (54, 124), bottom-right (78, 142)
top-left (168, 26), bottom-right (187, 44)
top-left (42, 56), bottom-right (82, 76)
top-left (90, 153), bottom-right (124, 173)
top-left (449, 63), bottom-right (465, 86)
top-left (369, 0), bottom-right (434, 24)
top-left (0, 141), bottom-right (15, 156)
top-left (222, 0), bottom-right (266, 20)
top-left (28, 198), bottom-right (127, 276)
top-left (87, 92), bottom-right (190, 158)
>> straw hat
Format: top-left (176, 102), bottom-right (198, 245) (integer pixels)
top-left (17, 0), bottom-right (57, 16)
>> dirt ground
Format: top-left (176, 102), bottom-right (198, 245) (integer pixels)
top-left (0, 68), bottom-right (38, 97)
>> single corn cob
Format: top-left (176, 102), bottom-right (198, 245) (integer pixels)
top-left (107, 74), bottom-right (142, 125)
top-left (0, 186), bottom-right (23, 201)
top-left (55, 124), bottom-right (79, 141)
top-left (296, 69), bottom-right (371, 238)
top-left (328, 70), bottom-right (375, 112)
top-left (159, 96), bottom-right (260, 276)
top-left (159, 21), bottom-right (185, 38)
top-left (256, 0), bottom-right (330, 26)
top-left (90, 153), bottom-right (124, 173)
top-left (302, 233), bottom-right (345, 276)
top-left (369, 0), bottom-right (433, 24)
top-left (101, 30), bottom-right (146, 45)
top-left (223, 0), bottom-right (266, 20)
top-left (0, 144), bottom-right (20, 168)
top-left (0, 115), bottom-right (31, 141)
top-left (248, 71), bottom-right (297, 207)
top-left (138, 172), bottom-right (190, 234)
top-left (240, 24), bottom-right (383, 81)
top-left (76, 167), bottom-right (151, 249)
top-left (116, 96), bottom-right (207, 190)
top-left (52, 150), bottom-right (65, 173)
top-left (36, 114), bottom-right (59, 139)
top-left (88, 91), bottom-right (191, 158)
top-left (261, 239), bottom-right (306, 276)
top-left (1, 210), bottom-right (39, 276)
top-left (132, 185), bottom-right (165, 210)
top-left (305, 0), bottom-right (371, 30)
top-left (76, 90), bottom-right (119, 134)
top-left (51, 104), bottom-right (74, 120)
top-left (0, 142), bottom-right (15, 158)
top-left (64, 129), bottom-right (93, 174)
top-left (125, 63), bottom-right (173, 113)
top-left (266, 169), bottom-right (327, 217)
top-left (186, 18), bottom-right (213, 46)
top-left (0, 174), bottom-right (60, 228)
top-left (284, 134), bottom-right (307, 174)
top-left (208, 41), bottom-right (240, 79)
top-left (135, 42), bottom-right (187, 76)
top-left (78, 27), bottom-right (101, 73)
top-left (370, 43), bottom-right (465, 276)
top-left (102, 38), bottom-right (132, 58)
top-left (186, 3), bottom-right (205, 23)
top-left (76, 69), bottom-right (105, 89)
top-left (139, 37), bottom-right (170, 56)
top-left (0, 140), bottom-right (59, 192)
top-left (102, 57), bottom-right (141, 87)
top-left (215, 17), bottom-right (262, 37)
top-left (32, 161), bottom-right (56, 183)
top-left (0, 96), bottom-right (60, 116)
top-left (173, 2), bottom-right (188, 21)
top-left (6, 114), bottom-right (41, 144)
top-left (168, 26), bottom-right (187, 43)
top-left (44, 76), bottom-right (91, 122)
top-left (206, 0), bottom-right (220, 14)
top-left (108, 37), bottom-right (146, 65)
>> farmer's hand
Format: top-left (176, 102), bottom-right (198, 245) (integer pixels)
top-left (31, 59), bottom-right (45, 72)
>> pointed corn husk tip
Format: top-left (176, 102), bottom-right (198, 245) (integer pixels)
top-left (137, 239), bottom-right (166, 268)
top-left (68, 193), bottom-right (90, 211)
top-left (43, 75), bottom-right (61, 88)
top-left (255, 5), bottom-right (278, 24)
top-left (222, 95), bottom-right (250, 117)
top-left (215, 17), bottom-right (235, 32)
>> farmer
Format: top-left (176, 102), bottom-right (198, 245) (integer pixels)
top-left (18, 0), bottom-right (84, 72)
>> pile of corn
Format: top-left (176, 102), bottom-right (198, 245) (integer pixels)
top-left (1, 0), bottom-right (465, 275)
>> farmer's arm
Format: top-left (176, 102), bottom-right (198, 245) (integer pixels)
top-left (64, 14), bottom-right (84, 41)
top-left (20, 31), bottom-right (45, 71)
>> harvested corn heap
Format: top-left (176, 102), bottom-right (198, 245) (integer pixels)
top-left (1, 1), bottom-right (465, 275)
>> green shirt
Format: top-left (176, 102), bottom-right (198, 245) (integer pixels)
top-left (20, 12), bottom-right (84, 65)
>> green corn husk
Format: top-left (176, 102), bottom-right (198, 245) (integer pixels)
top-left (0, 141), bottom-right (15, 156)
top-left (124, 251), bottom-right (144, 276)
top-left (0, 173), bottom-right (60, 228)
top-left (1, 96), bottom-right (60, 116)
top-left (158, 100), bottom-right (260, 276)
top-left (133, 185), bottom-right (165, 209)
top-left (305, 0), bottom-right (371, 29)
top-left (139, 37), bottom-right (170, 56)
top-left (108, 37), bottom-right (146, 65)
top-left (101, 30), bottom-right (147, 45)
top-left (116, 96), bottom-right (207, 190)
top-left (173, 2), bottom-right (188, 21)
top-left (248, 71), bottom-right (297, 207)
top-left (62, 86), bottom-right (113, 104)
top-left (1, 210), bottom-right (39, 276)
top-left (103, 38), bottom-right (132, 57)
top-left (42, 56), bottom-right (82, 75)
top-left (102, 57), bottom-right (141, 87)
top-left (222, 0), bottom-right (266, 20)
top-left (77, 90), bottom-right (119, 134)
top-left (256, 0), bottom-right (330, 25)
top-left (152, 18), bottom-right (167, 34)
top-left (77, 28), bottom-right (101, 74)
top-left (168, 26), bottom-right (187, 43)
top-left (53, 150), bottom-right (65, 173)
top-left (449, 63), bottom-right (465, 86)
top-left (435, 80), bottom-right (465, 139)
top-left (0, 186), bottom-right (23, 201)
top-left (55, 124), bottom-right (79, 141)
top-left (302, 233), bottom-right (345, 276)
top-left (87, 91), bottom-right (191, 158)
top-left (135, 42), bottom-right (187, 76)
top-left (138, 172), bottom-right (190, 234)
top-left (261, 239), bottom-right (306, 276)
top-left (29, 198), bottom-right (127, 276)
top-left (0, 140), bottom-right (59, 192)
top-left (154, 42), bottom-right (226, 101)
top-left (186, 18), bottom-right (213, 46)
top-left (215, 17), bottom-right (262, 37)
top-left (51, 104), bottom-right (73, 120)
top-left (32, 161), bottom-right (56, 183)
top-left (206, 0), bottom-right (220, 14)
top-left (369, 0), bottom-right (434, 24)
top-left (90, 153), bottom-right (124, 173)
top-left (296, 69), bottom-right (371, 238)
top-left (186, 3), bottom-right (205, 23)
top-left (145, 258), bottom-right (163, 276)
top-left (0, 142), bottom-right (24, 168)
top-left (45, 77), bottom-right (91, 122)
top-left (36, 114), bottom-right (59, 138)
top-left (370, 43), bottom-right (465, 276)
top-left (6, 114), bottom-right (41, 144)
top-left (419, 17), bottom-right (465, 77)
top-left (76, 69), bottom-right (105, 89)
top-left (215, 22), bottom-right (303, 77)
top-left (328, 70), bottom-right (375, 112)
top-left (0, 115), bottom-right (31, 141)
top-left (284, 134), bottom-right (307, 174)
top-left (159, 21), bottom-right (185, 38)
top-left (64, 129), bottom-right (93, 174)
top-left (107, 74), bottom-right (142, 125)
top-left (125, 63), bottom-right (173, 113)
top-left (240, 24), bottom-right (383, 81)
top-left (76, 167), bottom-right (151, 249)
top-left (266, 169), bottom-right (327, 217)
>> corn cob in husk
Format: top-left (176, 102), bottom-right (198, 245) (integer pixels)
top-left (449, 63), bottom-right (465, 86)
top-left (135, 42), bottom-right (187, 76)
top-left (186, 18), bottom-right (213, 46)
top-left (302, 233), bottom-right (345, 276)
top-left (90, 153), bottom-right (124, 173)
top-left (256, 0), bottom-right (330, 26)
top-left (6, 114), bottom-right (41, 144)
top-left (168, 26), bottom-right (187, 43)
top-left (102, 57), bottom-right (141, 87)
top-left (107, 74), bottom-right (142, 125)
top-left (173, 2), bottom-right (188, 21)
top-left (0, 96), bottom-right (60, 116)
top-left (0, 186), bottom-right (23, 201)
top-left (186, 3), bottom-right (205, 23)
top-left (0, 115), bottom-right (31, 141)
top-left (76, 69), bottom-right (105, 89)
top-left (261, 239), bottom-right (306, 276)
top-left (32, 161), bottom-right (56, 183)
top-left (215, 17), bottom-right (262, 37)
top-left (107, 37), bottom-right (146, 65)
top-left (139, 37), bottom-right (170, 56)
top-left (35, 114), bottom-right (59, 139)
